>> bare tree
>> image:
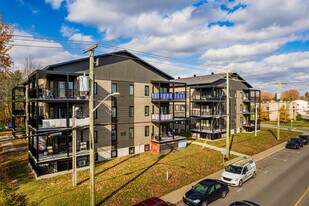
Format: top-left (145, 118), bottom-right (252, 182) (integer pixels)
top-left (22, 55), bottom-right (41, 79)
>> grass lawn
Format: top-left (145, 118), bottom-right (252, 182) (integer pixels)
top-left (262, 120), bottom-right (309, 128)
top-left (1, 142), bottom-right (228, 206)
top-left (205, 128), bottom-right (302, 156)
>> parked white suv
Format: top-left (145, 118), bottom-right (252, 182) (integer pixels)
top-left (221, 157), bottom-right (256, 187)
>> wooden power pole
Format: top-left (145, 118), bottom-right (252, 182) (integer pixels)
top-left (226, 72), bottom-right (230, 159)
top-left (83, 44), bottom-right (98, 206)
top-left (72, 105), bottom-right (77, 187)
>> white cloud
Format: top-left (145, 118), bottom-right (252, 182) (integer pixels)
top-left (69, 33), bottom-right (95, 42)
top-left (60, 24), bottom-right (79, 37)
top-left (45, 0), bottom-right (64, 10)
top-left (10, 29), bottom-right (83, 70)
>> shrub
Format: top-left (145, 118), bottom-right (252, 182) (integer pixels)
top-left (296, 114), bottom-right (302, 121)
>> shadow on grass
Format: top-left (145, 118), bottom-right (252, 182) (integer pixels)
top-left (78, 154), bottom-right (139, 185)
top-left (96, 149), bottom-right (174, 206)
top-left (268, 129), bottom-right (277, 140)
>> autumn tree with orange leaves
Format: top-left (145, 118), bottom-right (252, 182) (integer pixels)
top-left (281, 89), bottom-right (300, 102)
top-left (261, 91), bottom-right (274, 102)
top-left (0, 16), bottom-right (13, 71)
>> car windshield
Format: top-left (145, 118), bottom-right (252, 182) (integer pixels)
top-left (225, 165), bottom-right (243, 174)
top-left (192, 183), bottom-right (209, 194)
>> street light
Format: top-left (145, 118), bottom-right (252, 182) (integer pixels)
top-left (92, 92), bottom-right (120, 112)
top-left (89, 91), bottom-right (119, 205)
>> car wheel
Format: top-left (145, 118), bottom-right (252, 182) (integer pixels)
top-left (221, 190), bottom-right (227, 198)
top-left (201, 201), bottom-right (208, 206)
top-left (252, 171), bottom-right (256, 178)
top-left (239, 179), bottom-right (243, 187)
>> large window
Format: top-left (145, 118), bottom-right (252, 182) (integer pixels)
top-left (129, 84), bottom-right (134, 96)
top-left (145, 86), bottom-right (149, 96)
top-left (145, 106), bottom-right (149, 116)
top-left (129, 106), bottom-right (134, 117)
top-left (145, 126), bottom-right (149, 137)
top-left (129, 127), bottom-right (134, 139)
top-left (112, 106), bottom-right (117, 118)
top-left (112, 83), bottom-right (117, 94)
top-left (58, 81), bottom-right (66, 98)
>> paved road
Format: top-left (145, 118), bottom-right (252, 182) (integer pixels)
top-left (261, 124), bottom-right (309, 134)
top-left (178, 145), bottom-right (309, 206)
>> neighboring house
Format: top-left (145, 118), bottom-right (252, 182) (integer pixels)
top-left (12, 51), bottom-right (260, 177)
top-left (292, 100), bottom-right (309, 115)
top-left (260, 101), bottom-right (297, 121)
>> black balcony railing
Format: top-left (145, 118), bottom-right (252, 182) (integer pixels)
top-left (28, 88), bottom-right (85, 99)
top-left (192, 95), bottom-right (226, 101)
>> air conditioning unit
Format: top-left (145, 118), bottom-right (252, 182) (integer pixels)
top-left (79, 160), bottom-right (86, 167)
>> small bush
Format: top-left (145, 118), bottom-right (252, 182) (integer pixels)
top-left (296, 114), bottom-right (302, 121)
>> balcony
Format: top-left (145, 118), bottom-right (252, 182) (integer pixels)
top-left (151, 93), bottom-right (186, 101)
top-left (191, 125), bottom-right (226, 134)
top-left (40, 117), bottom-right (90, 129)
top-left (192, 95), bottom-right (226, 102)
top-left (191, 110), bottom-right (226, 118)
top-left (151, 114), bottom-right (173, 122)
top-left (28, 88), bottom-right (88, 101)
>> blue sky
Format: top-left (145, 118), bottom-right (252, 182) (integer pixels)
top-left (1, 0), bottom-right (309, 94)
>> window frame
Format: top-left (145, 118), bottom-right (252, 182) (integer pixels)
top-left (145, 85), bottom-right (149, 96)
top-left (145, 126), bottom-right (150, 137)
top-left (145, 106), bottom-right (149, 116)
top-left (112, 106), bottom-right (117, 118)
top-left (129, 84), bottom-right (134, 96)
top-left (111, 83), bottom-right (117, 94)
top-left (129, 127), bottom-right (134, 139)
top-left (129, 106), bottom-right (134, 117)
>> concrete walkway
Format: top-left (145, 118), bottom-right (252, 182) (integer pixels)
top-left (190, 141), bottom-right (249, 157)
top-left (160, 141), bottom-right (288, 204)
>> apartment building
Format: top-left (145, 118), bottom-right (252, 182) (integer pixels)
top-left (12, 51), bottom-right (260, 177)
top-left (175, 73), bottom-right (261, 139)
top-left (15, 50), bottom-right (189, 177)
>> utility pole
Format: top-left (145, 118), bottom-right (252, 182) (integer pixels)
top-left (83, 44), bottom-right (98, 206)
top-left (226, 72), bottom-right (230, 159)
top-left (72, 106), bottom-right (77, 187)
top-left (254, 102), bottom-right (258, 137)
top-left (277, 83), bottom-right (281, 141)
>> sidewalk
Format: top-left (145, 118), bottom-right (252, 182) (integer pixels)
top-left (190, 141), bottom-right (249, 157)
top-left (160, 141), bottom-right (287, 204)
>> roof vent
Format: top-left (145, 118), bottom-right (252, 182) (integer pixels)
top-left (194, 75), bottom-right (196, 77)
top-left (211, 72), bottom-right (214, 75)
top-left (178, 77), bottom-right (180, 79)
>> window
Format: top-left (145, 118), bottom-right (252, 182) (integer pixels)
top-left (94, 131), bottom-right (98, 143)
top-left (145, 106), bottom-right (149, 116)
top-left (129, 127), bottom-right (134, 139)
top-left (111, 129), bottom-right (117, 141)
top-left (266, 107), bottom-right (269, 111)
top-left (129, 106), bottom-right (134, 117)
top-left (129, 147), bottom-right (135, 154)
top-left (145, 126), bottom-right (149, 137)
top-left (129, 84), bottom-right (134, 96)
top-left (94, 109), bottom-right (97, 119)
top-left (68, 82), bottom-right (74, 97)
top-left (240, 116), bottom-right (243, 124)
top-left (112, 83), bottom-right (117, 94)
top-left (111, 150), bottom-right (117, 158)
top-left (58, 81), bottom-right (66, 98)
top-left (94, 82), bottom-right (97, 95)
top-left (145, 86), bottom-right (149, 96)
top-left (152, 105), bottom-right (154, 114)
top-left (240, 104), bottom-right (243, 112)
top-left (215, 183), bottom-right (222, 190)
top-left (49, 107), bottom-right (54, 119)
top-left (144, 144), bottom-right (150, 151)
top-left (112, 106), bottom-right (117, 118)
top-left (180, 105), bottom-right (186, 111)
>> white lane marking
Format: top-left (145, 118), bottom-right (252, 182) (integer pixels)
top-left (273, 157), bottom-right (287, 162)
top-left (237, 188), bottom-right (243, 192)
top-left (257, 169), bottom-right (268, 174)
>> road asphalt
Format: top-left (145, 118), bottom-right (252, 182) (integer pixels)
top-left (177, 144), bottom-right (309, 206)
